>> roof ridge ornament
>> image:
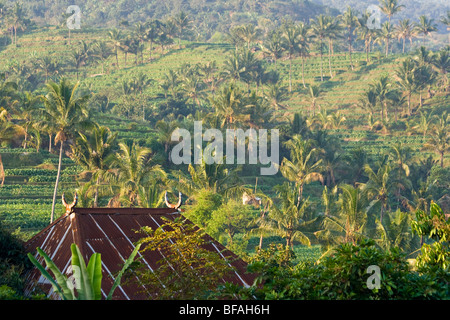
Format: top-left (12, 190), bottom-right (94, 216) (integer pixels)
top-left (165, 191), bottom-right (182, 210)
top-left (62, 192), bottom-right (78, 214)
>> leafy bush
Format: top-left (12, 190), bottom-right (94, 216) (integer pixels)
top-left (245, 239), bottom-right (449, 300)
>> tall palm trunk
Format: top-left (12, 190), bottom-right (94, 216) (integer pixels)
top-left (301, 56), bottom-right (306, 88)
top-left (319, 40), bottom-right (324, 81)
top-left (50, 140), bottom-right (64, 223)
top-left (328, 39), bottom-right (333, 78)
top-left (288, 55), bottom-right (292, 92)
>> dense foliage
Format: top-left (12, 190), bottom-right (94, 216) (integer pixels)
top-left (0, 0), bottom-right (449, 300)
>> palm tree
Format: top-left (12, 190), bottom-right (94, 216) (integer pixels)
top-left (210, 83), bottom-right (247, 128)
top-left (431, 49), bottom-right (450, 91)
top-left (237, 23), bottom-right (262, 50)
top-left (34, 56), bottom-right (59, 82)
top-left (112, 142), bottom-right (166, 206)
top-left (379, 0), bottom-right (405, 23)
top-left (363, 162), bottom-right (403, 222)
top-left (323, 16), bottom-right (341, 78)
top-left (107, 28), bottom-right (122, 68)
top-left (264, 82), bottom-right (289, 110)
top-left (171, 11), bottom-right (191, 49)
top-left (10, 2), bottom-right (27, 45)
top-left (357, 10), bottom-right (376, 62)
top-left (154, 119), bottom-right (179, 161)
top-left (92, 41), bottom-right (113, 74)
top-left (71, 41), bottom-right (90, 80)
top-left (422, 113), bottom-right (450, 168)
top-left (334, 184), bottom-right (369, 245)
top-left (0, 108), bottom-right (21, 187)
top-left (370, 75), bottom-right (394, 121)
top-left (145, 19), bottom-right (163, 61)
top-left (280, 135), bottom-right (323, 204)
top-left (358, 87), bottom-right (378, 119)
top-left (395, 19), bottom-right (416, 54)
top-left (340, 7), bottom-right (358, 70)
top-left (441, 11), bottom-right (450, 45)
top-left (375, 209), bottom-right (412, 251)
top-left (310, 15), bottom-right (330, 81)
top-left (305, 84), bottom-right (321, 116)
top-left (70, 126), bottom-right (118, 207)
top-left (13, 91), bottom-right (41, 149)
top-left (412, 110), bottom-right (435, 137)
top-left (174, 160), bottom-right (244, 200)
top-left (394, 57), bottom-right (418, 116)
top-left (377, 21), bottom-right (394, 57)
top-left (415, 15), bottom-right (437, 45)
top-left (281, 22), bottom-right (303, 92)
top-left (40, 79), bottom-right (92, 223)
top-left (261, 30), bottom-right (284, 67)
top-left (259, 182), bottom-right (315, 248)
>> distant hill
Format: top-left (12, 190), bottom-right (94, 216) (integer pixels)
top-left (2, 0), bottom-right (340, 40)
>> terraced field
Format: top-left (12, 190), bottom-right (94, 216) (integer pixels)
top-left (0, 27), bottom-right (448, 247)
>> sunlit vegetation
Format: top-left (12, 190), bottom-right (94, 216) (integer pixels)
top-left (0, 0), bottom-right (449, 300)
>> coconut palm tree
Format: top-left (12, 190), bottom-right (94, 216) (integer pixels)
top-left (261, 30), bottom-right (284, 67)
top-left (40, 79), bottom-right (92, 223)
top-left (340, 7), bottom-right (358, 70)
top-left (174, 159), bottom-right (244, 201)
top-left (377, 21), bottom-right (394, 57)
top-left (363, 161), bottom-right (405, 222)
top-left (395, 19), bottom-right (416, 54)
top-left (305, 84), bottom-right (321, 116)
top-left (379, 0), bottom-right (405, 23)
top-left (280, 135), bottom-right (323, 204)
top-left (107, 28), bottom-right (122, 68)
top-left (441, 11), bottom-right (450, 45)
top-left (210, 83), bottom-right (248, 128)
top-left (237, 23), bottom-right (262, 50)
top-left (92, 41), bottom-right (113, 74)
top-left (422, 113), bottom-right (450, 168)
top-left (281, 22), bottom-right (304, 92)
top-left (34, 56), bottom-right (59, 83)
top-left (370, 75), bottom-right (394, 121)
top-left (0, 107), bottom-right (21, 187)
top-left (13, 91), bottom-right (41, 149)
top-left (310, 15), bottom-right (330, 81)
top-left (259, 182), bottom-right (315, 248)
top-left (415, 15), bottom-right (437, 45)
top-left (111, 141), bottom-right (166, 207)
top-left (357, 10), bottom-right (375, 62)
top-left (154, 119), bottom-right (179, 161)
top-left (70, 126), bottom-right (118, 207)
top-left (431, 49), bottom-right (450, 91)
top-left (145, 19), bottom-right (163, 61)
top-left (394, 57), bottom-right (418, 116)
top-left (375, 209), bottom-right (412, 251)
top-left (264, 82), bottom-right (289, 110)
top-left (10, 2), bottom-right (28, 45)
top-left (171, 11), bottom-right (191, 49)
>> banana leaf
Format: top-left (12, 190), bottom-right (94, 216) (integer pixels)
top-left (27, 248), bottom-right (74, 300)
top-left (106, 243), bottom-right (141, 300)
top-left (87, 252), bottom-right (103, 300)
top-left (70, 243), bottom-right (94, 300)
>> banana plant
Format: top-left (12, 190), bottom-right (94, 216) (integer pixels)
top-left (27, 242), bottom-right (141, 300)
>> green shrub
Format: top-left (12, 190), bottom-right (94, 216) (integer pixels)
top-left (245, 239), bottom-right (449, 300)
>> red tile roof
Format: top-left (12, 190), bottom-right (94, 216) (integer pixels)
top-left (23, 207), bottom-right (256, 300)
